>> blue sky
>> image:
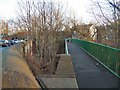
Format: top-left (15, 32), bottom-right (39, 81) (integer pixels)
top-left (0, 0), bottom-right (92, 23)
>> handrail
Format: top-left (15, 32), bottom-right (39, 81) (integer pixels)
top-left (71, 39), bottom-right (120, 78)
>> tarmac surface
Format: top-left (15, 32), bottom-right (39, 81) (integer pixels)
top-left (68, 42), bottom-right (119, 88)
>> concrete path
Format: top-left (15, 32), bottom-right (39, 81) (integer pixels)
top-left (68, 42), bottom-right (119, 88)
top-left (38, 54), bottom-right (78, 88)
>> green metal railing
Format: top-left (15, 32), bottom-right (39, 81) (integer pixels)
top-left (71, 39), bottom-right (120, 78)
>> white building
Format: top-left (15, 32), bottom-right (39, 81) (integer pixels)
top-left (89, 24), bottom-right (97, 41)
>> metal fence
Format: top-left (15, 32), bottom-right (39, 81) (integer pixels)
top-left (71, 39), bottom-right (120, 78)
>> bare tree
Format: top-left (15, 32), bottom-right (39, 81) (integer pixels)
top-left (90, 0), bottom-right (120, 48)
top-left (65, 12), bottom-right (87, 39)
top-left (16, 0), bottom-right (65, 74)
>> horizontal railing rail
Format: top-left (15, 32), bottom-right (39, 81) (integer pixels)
top-left (71, 39), bottom-right (120, 78)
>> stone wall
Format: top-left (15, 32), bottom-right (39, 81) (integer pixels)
top-left (2, 42), bottom-right (40, 88)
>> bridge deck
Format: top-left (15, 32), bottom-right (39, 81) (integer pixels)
top-left (68, 42), bottom-right (119, 88)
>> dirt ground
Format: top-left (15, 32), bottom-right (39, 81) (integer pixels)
top-left (25, 41), bottom-right (65, 77)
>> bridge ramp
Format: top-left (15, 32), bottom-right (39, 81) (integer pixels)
top-left (68, 42), bottom-right (119, 88)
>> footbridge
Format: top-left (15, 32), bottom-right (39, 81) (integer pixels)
top-left (65, 38), bottom-right (120, 88)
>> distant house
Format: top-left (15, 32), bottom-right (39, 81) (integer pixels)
top-left (71, 24), bottom-right (92, 40)
top-left (72, 31), bottom-right (79, 39)
top-left (95, 23), bottom-right (119, 48)
top-left (89, 24), bottom-right (97, 41)
top-left (0, 20), bottom-right (8, 35)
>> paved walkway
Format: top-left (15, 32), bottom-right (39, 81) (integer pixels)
top-left (68, 42), bottom-right (119, 88)
top-left (37, 54), bottom-right (78, 88)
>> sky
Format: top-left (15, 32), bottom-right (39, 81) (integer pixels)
top-left (0, 0), bottom-right (17, 20)
top-left (66, 0), bottom-right (92, 23)
top-left (0, 0), bottom-right (93, 23)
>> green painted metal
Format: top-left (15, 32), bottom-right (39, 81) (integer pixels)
top-left (71, 39), bottom-right (120, 78)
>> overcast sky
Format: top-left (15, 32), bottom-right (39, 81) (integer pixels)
top-left (0, 0), bottom-right (93, 23)
top-left (67, 0), bottom-right (92, 23)
top-left (0, 0), bottom-right (17, 19)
